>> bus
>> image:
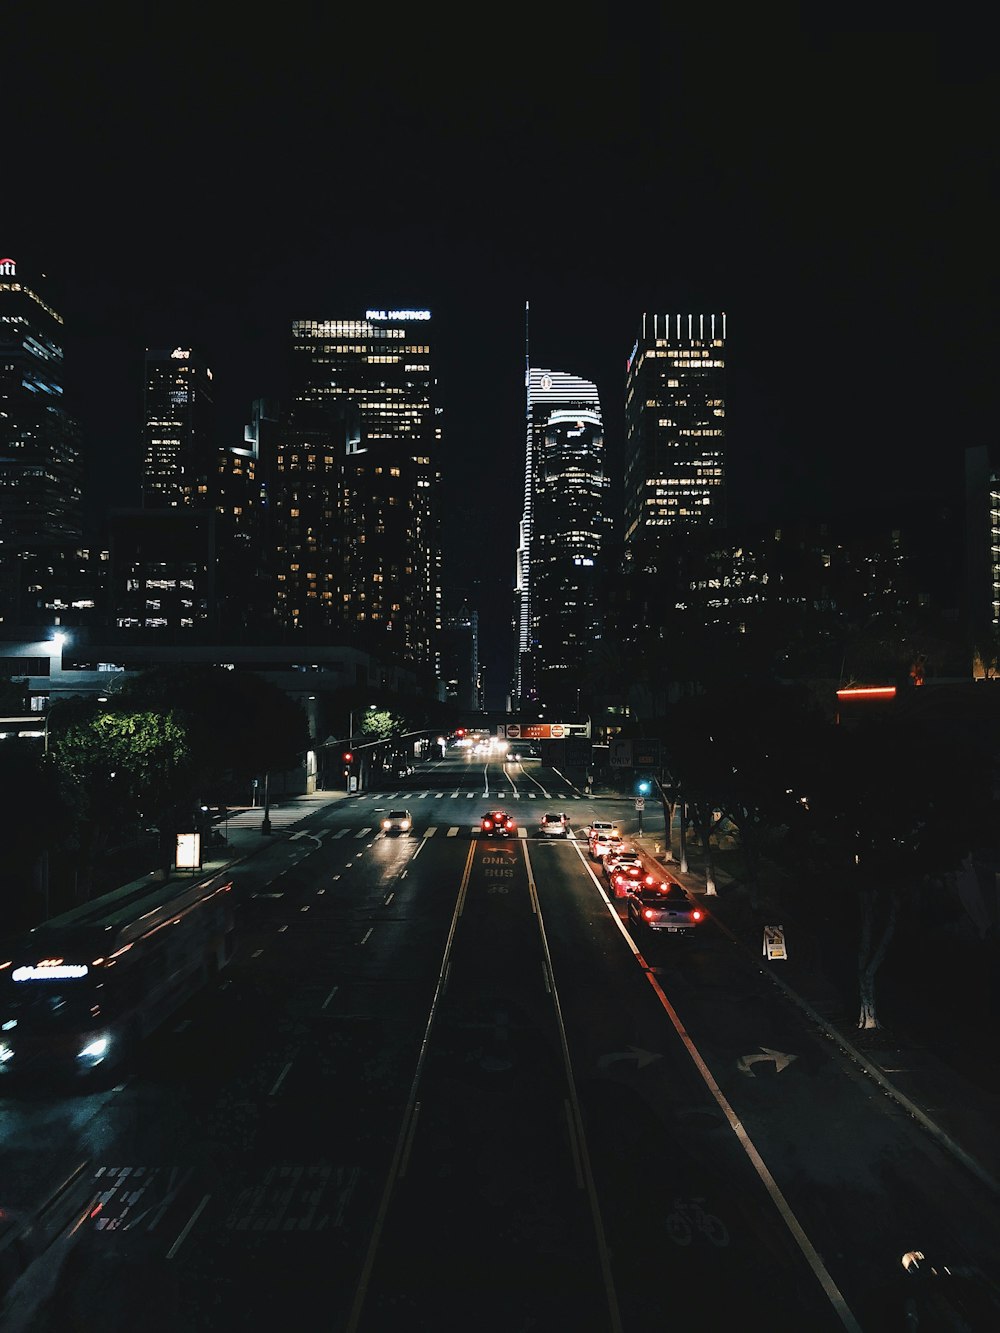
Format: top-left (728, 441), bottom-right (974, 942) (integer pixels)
top-left (0, 871), bottom-right (236, 1084)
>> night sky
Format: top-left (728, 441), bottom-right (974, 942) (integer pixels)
top-left (6, 6), bottom-right (996, 697)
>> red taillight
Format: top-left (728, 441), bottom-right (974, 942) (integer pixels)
top-left (693, 910), bottom-right (703, 921)
top-left (505, 820), bottom-right (514, 830)
top-left (644, 908), bottom-right (655, 920)
top-left (644, 875), bottom-right (655, 886)
top-left (483, 819), bottom-right (492, 829)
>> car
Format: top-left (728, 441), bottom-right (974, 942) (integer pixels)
top-left (610, 864), bottom-right (659, 898)
top-left (539, 812), bottom-right (569, 837)
top-left (381, 809), bottom-right (412, 835)
top-left (605, 848), bottom-right (641, 876)
top-left (585, 818), bottom-right (620, 841)
top-left (627, 881), bottom-right (704, 934)
top-left (481, 809), bottom-right (516, 837)
top-left (589, 829), bottom-right (624, 861)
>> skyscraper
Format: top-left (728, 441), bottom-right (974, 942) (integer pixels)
top-left (288, 309), bottom-right (442, 676)
top-left (0, 256), bottom-right (84, 617)
top-left (623, 312), bottom-right (727, 566)
top-left (517, 367), bottom-right (606, 704)
top-left (142, 346), bottom-right (216, 508)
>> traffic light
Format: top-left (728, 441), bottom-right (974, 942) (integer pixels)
top-left (342, 751), bottom-right (353, 764)
top-left (637, 779), bottom-right (651, 795)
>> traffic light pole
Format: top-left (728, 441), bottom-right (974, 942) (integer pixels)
top-left (261, 771), bottom-right (271, 835)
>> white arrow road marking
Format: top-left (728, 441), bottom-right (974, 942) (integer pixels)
top-left (597, 1045), bottom-right (662, 1073)
top-left (737, 1046), bottom-right (798, 1076)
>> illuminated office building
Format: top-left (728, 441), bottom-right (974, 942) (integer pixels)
top-left (623, 312), bottom-right (726, 565)
top-left (0, 259), bottom-right (83, 543)
top-left (516, 367), bottom-right (606, 704)
top-left (288, 309), bottom-right (442, 676)
top-left (142, 345), bottom-right (216, 507)
top-left (0, 256), bottom-right (84, 620)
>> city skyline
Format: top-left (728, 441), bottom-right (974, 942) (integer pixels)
top-left (4, 9), bottom-right (995, 695)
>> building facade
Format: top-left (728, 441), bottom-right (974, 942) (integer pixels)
top-left (623, 312), bottom-right (727, 567)
top-left (0, 256), bottom-right (84, 619)
top-left (142, 346), bottom-right (216, 508)
top-left (288, 309), bottom-right (442, 677)
top-left (516, 368), bottom-right (606, 704)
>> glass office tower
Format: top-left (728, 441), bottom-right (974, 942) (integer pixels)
top-left (142, 346), bottom-right (216, 508)
top-left (0, 257), bottom-right (84, 618)
top-left (288, 309), bottom-right (442, 674)
top-left (623, 312), bottom-right (727, 564)
top-left (517, 368), bottom-right (606, 704)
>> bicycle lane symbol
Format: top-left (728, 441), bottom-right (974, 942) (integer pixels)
top-left (665, 1197), bottom-right (730, 1247)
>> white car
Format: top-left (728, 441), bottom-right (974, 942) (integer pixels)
top-left (589, 830), bottom-right (624, 861)
top-left (539, 812), bottom-right (569, 837)
top-left (585, 818), bottom-right (620, 841)
top-left (382, 809), bottom-right (412, 835)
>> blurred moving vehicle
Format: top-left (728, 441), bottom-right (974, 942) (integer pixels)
top-left (481, 810), bottom-right (516, 837)
top-left (0, 872), bottom-right (235, 1082)
top-left (539, 812), bottom-right (569, 837)
top-left (589, 829), bottom-right (624, 861)
top-left (382, 810), bottom-right (412, 834)
top-left (900, 1248), bottom-right (1000, 1330)
top-left (627, 881), bottom-right (704, 934)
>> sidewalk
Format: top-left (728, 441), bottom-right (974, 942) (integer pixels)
top-left (632, 827), bottom-right (1000, 1198)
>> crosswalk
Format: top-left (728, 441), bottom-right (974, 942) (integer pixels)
top-left (223, 807), bottom-right (591, 841)
top-left (351, 791), bottom-right (586, 801)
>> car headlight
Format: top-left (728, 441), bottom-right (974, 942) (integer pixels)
top-left (382, 820), bottom-right (391, 829)
top-left (77, 1036), bottom-right (109, 1063)
top-left (401, 820), bottom-right (410, 830)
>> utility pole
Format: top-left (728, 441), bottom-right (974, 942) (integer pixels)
top-left (261, 772), bottom-right (271, 835)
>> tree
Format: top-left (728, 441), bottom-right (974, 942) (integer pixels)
top-left (48, 708), bottom-right (190, 897)
top-left (799, 716), bottom-right (991, 1030)
top-left (0, 740), bottom-right (76, 927)
top-left (116, 666), bottom-right (312, 795)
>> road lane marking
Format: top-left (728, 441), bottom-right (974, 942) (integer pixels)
top-left (522, 841), bottom-right (623, 1332)
top-left (358, 927), bottom-right (374, 945)
top-left (268, 1062), bottom-right (293, 1096)
top-left (447, 827), bottom-right (459, 836)
top-left (384, 892), bottom-right (395, 906)
top-left (251, 948), bottom-right (264, 958)
top-left (574, 832), bottom-right (865, 1332)
top-left (354, 827), bottom-right (370, 838)
top-left (345, 840), bottom-right (475, 1333)
top-left (321, 986), bottom-right (339, 1009)
top-left (564, 1099), bottom-right (584, 1188)
top-left (166, 1193), bottom-right (211, 1259)
top-left (423, 827), bottom-right (437, 837)
top-left (398, 1100), bottom-right (422, 1179)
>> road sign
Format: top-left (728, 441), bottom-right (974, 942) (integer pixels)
top-left (763, 924), bottom-right (787, 960)
top-left (634, 797), bottom-right (645, 811)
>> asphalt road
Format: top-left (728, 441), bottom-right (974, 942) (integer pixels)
top-left (3, 753), bottom-right (1000, 1331)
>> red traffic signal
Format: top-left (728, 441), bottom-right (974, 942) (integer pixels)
top-left (342, 751), bottom-right (353, 763)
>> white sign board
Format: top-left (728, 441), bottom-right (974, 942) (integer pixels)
top-left (763, 925), bottom-right (787, 961)
top-left (175, 831), bottom-right (202, 870)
